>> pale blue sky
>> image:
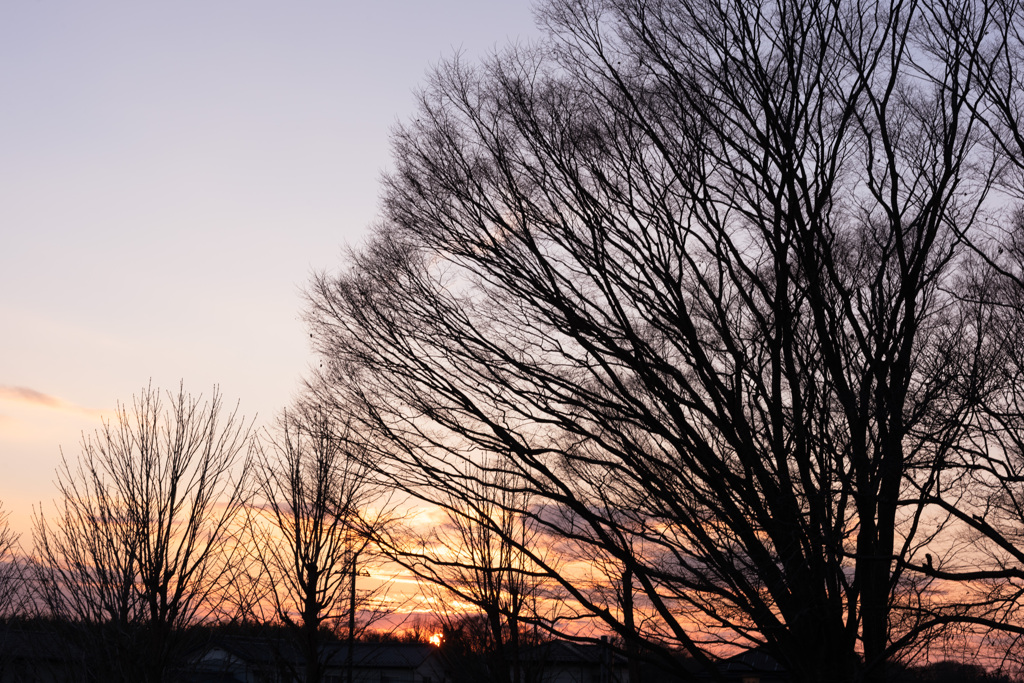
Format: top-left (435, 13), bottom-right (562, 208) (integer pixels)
top-left (0, 1), bottom-right (538, 532)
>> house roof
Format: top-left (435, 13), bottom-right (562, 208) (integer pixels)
top-left (719, 649), bottom-right (786, 676)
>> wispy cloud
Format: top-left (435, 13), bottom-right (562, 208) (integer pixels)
top-left (0, 386), bottom-right (100, 416)
top-left (0, 386), bottom-right (61, 408)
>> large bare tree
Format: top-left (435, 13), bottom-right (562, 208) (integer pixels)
top-left (305, 0), bottom-right (1022, 680)
top-left (32, 383), bottom-right (252, 683)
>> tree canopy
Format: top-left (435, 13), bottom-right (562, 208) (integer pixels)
top-left (307, 0), bottom-right (1024, 681)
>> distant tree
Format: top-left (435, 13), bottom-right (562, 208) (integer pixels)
top-left (0, 501), bottom-right (28, 682)
top-left (31, 383), bottom-right (252, 683)
top-left (248, 393), bottom-right (395, 683)
top-left (305, 0), bottom-right (1023, 680)
top-left (0, 503), bottom-right (24, 619)
top-left (903, 660), bottom-right (1020, 683)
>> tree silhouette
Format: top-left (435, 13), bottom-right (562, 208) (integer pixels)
top-left (32, 383), bottom-right (252, 683)
top-left (0, 503), bottom-right (24, 619)
top-left (246, 390), bottom-right (402, 683)
top-left (371, 469), bottom-right (548, 683)
top-left (306, 0), bottom-right (1024, 680)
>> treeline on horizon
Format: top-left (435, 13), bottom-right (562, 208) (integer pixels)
top-left (7, 0), bottom-right (1024, 680)
top-left (0, 613), bottom-right (1015, 683)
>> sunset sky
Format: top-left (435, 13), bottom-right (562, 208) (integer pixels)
top-left (0, 1), bottom-right (539, 535)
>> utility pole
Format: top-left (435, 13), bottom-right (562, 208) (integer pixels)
top-left (346, 548), bottom-right (359, 683)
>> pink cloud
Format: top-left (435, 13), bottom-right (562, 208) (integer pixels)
top-left (0, 386), bottom-right (61, 408)
top-left (0, 386), bottom-right (100, 416)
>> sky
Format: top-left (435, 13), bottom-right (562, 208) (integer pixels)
top-left (0, 1), bottom-right (540, 536)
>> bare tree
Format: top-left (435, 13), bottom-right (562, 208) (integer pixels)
top-left (32, 383), bottom-right (252, 683)
top-left (304, 0), bottom-right (1021, 680)
top-left (885, 0), bottom-right (1024, 634)
top-left (0, 503), bottom-right (30, 683)
top-left (890, 2), bottom-right (1024, 659)
top-left (248, 394), bottom-right (394, 683)
top-left (889, 210), bottom-right (1024, 664)
top-left (0, 503), bottom-right (24, 620)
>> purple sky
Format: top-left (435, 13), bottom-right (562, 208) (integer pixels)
top-left (0, 1), bottom-right (539, 534)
